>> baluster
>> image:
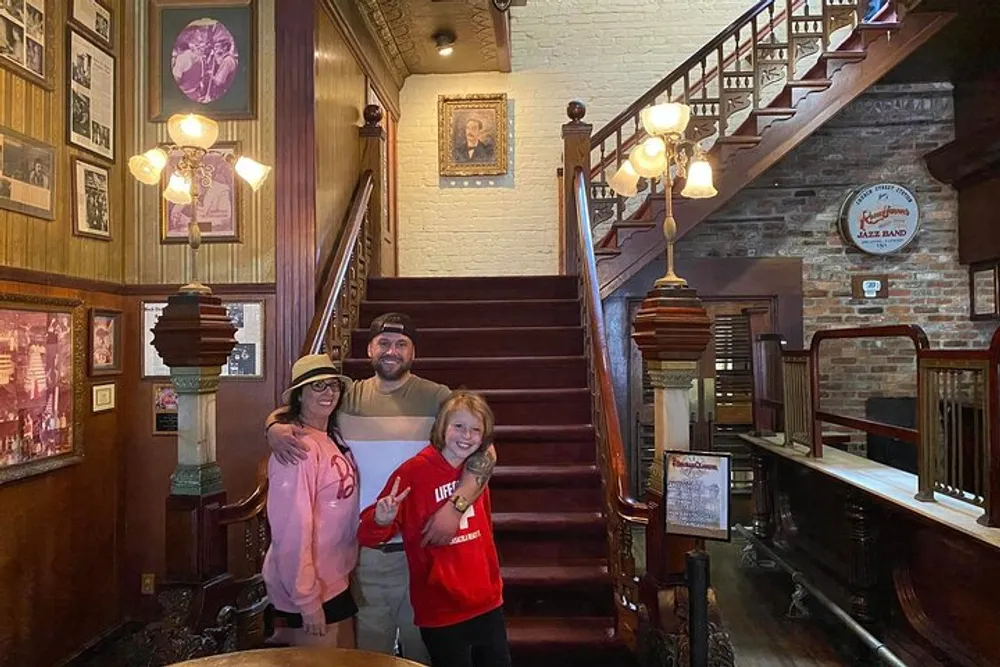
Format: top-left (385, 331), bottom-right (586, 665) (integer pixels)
top-left (599, 142), bottom-right (607, 183)
top-left (751, 15), bottom-right (760, 110)
top-left (615, 128), bottom-right (624, 222)
top-left (974, 370), bottom-right (983, 501)
top-left (768, 2), bottom-right (776, 43)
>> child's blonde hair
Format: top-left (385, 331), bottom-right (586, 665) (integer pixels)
top-left (430, 391), bottom-right (495, 452)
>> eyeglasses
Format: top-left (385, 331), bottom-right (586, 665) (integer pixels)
top-left (309, 379), bottom-right (340, 393)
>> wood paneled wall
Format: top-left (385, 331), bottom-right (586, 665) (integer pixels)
top-left (0, 1), bottom-right (126, 283)
top-left (314, 4), bottom-right (367, 278)
top-left (0, 279), bottom-right (126, 667)
top-left (123, 1), bottom-right (276, 286)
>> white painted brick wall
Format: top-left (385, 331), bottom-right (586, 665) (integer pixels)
top-left (396, 0), bottom-right (760, 276)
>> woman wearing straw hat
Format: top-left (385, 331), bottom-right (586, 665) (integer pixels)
top-left (262, 354), bottom-right (360, 647)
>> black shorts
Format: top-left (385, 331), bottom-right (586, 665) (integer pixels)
top-left (272, 588), bottom-right (357, 628)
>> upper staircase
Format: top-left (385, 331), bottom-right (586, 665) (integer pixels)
top-left (588, 0), bottom-right (954, 296)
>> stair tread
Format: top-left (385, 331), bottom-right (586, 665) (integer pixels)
top-left (820, 49), bottom-right (866, 60)
top-left (502, 563), bottom-right (609, 585)
top-left (506, 616), bottom-right (617, 646)
top-left (753, 107), bottom-right (797, 117)
top-left (495, 424), bottom-right (594, 440)
top-left (493, 511), bottom-right (604, 528)
top-left (858, 20), bottom-right (901, 30)
top-left (715, 135), bottom-right (761, 144)
top-left (495, 464), bottom-right (598, 478)
top-left (788, 78), bottom-right (833, 87)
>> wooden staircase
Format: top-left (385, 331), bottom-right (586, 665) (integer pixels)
top-left (588, 0), bottom-right (955, 297)
top-left (344, 276), bottom-right (633, 667)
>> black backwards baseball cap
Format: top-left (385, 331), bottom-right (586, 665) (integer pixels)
top-left (368, 312), bottom-right (418, 344)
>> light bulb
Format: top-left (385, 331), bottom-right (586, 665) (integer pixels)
top-left (128, 148), bottom-right (169, 185)
top-left (629, 137), bottom-right (667, 178)
top-left (167, 113), bottom-right (219, 150)
top-left (641, 102), bottom-right (691, 137)
top-left (608, 161), bottom-right (640, 197)
top-left (163, 172), bottom-right (193, 204)
top-left (680, 157), bottom-right (717, 199)
top-left (234, 156), bottom-right (272, 191)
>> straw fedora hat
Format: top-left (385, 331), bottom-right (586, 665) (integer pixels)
top-left (281, 354), bottom-right (350, 403)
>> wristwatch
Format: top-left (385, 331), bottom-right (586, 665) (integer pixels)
top-left (450, 493), bottom-right (471, 513)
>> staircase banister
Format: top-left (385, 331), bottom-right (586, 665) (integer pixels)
top-left (218, 458), bottom-right (268, 526)
top-left (590, 0), bottom-right (778, 148)
top-left (302, 170), bottom-right (375, 357)
top-left (574, 168), bottom-right (650, 517)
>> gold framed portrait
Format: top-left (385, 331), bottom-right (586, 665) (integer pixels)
top-left (438, 93), bottom-right (508, 177)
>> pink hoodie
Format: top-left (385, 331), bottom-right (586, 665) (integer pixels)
top-left (262, 430), bottom-right (360, 616)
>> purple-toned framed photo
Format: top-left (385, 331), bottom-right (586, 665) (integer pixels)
top-left (148, 0), bottom-right (256, 121)
top-left (159, 141), bottom-right (241, 244)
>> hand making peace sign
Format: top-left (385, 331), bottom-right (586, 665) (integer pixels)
top-left (374, 477), bottom-right (411, 526)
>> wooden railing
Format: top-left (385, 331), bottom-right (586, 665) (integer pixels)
top-left (587, 0), bottom-right (905, 228)
top-left (750, 322), bottom-right (1000, 527)
top-left (572, 166), bottom-right (650, 646)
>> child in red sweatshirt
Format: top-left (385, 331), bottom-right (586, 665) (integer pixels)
top-left (358, 391), bottom-right (510, 667)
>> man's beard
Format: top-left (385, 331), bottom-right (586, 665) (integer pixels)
top-left (373, 355), bottom-right (411, 381)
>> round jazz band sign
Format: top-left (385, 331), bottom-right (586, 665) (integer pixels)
top-left (839, 183), bottom-right (920, 255)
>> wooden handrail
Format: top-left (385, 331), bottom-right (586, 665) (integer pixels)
top-left (219, 458), bottom-right (269, 525)
top-left (302, 171), bottom-right (375, 356)
top-left (574, 168), bottom-right (649, 523)
top-left (591, 0), bottom-right (780, 148)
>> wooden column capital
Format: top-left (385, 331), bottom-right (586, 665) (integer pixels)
top-left (150, 293), bottom-right (238, 368)
top-left (632, 285), bottom-right (712, 362)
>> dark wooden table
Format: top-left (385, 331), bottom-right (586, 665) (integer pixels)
top-left (168, 648), bottom-right (425, 667)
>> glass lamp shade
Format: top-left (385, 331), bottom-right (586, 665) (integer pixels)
top-left (235, 156), bottom-right (272, 191)
top-left (680, 157), bottom-right (718, 199)
top-left (629, 137), bottom-right (667, 179)
top-left (167, 113), bottom-right (219, 150)
top-left (608, 161), bottom-right (640, 197)
top-left (163, 172), bottom-right (193, 204)
top-left (127, 148), bottom-right (169, 185)
top-left (640, 102), bottom-right (691, 137)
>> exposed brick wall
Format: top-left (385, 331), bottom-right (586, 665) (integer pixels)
top-left (673, 83), bottom-right (999, 427)
top-left (395, 0), bottom-right (760, 276)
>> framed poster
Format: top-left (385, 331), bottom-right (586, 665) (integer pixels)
top-left (438, 93), bottom-right (508, 177)
top-left (69, 0), bottom-right (113, 52)
top-left (0, 0), bottom-right (53, 90)
top-left (160, 142), bottom-right (240, 243)
top-left (152, 383), bottom-right (178, 434)
top-left (663, 450), bottom-right (732, 542)
top-left (0, 124), bottom-right (54, 219)
top-left (91, 382), bottom-right (115, 412)
top-left (143, 300), bottom-right (263, 378)
top-left (67, 27), bottom-right (116, 162)
top-left (71, 156), bottom-right (111, 240)
top-left (88, 308), bottom-right (121, 376)
top-left (0, 293), bottom-right (85, 485)
top-left (149, 0), bottom-right (257, 121)
top-left (223, 301), bottom-right (263, 378)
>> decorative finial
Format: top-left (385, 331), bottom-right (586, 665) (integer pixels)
top-left (363, 104), bottom-right (383, 127)
top-left (567, 100), bottom-right (586, 122)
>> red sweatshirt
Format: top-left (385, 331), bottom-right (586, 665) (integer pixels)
top-left (358, 444), bottom-right (503, 628)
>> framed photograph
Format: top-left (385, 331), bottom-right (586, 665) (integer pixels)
top-left (67, 27), bottom-right (116, 162)
top-left (149, 0), bottom-right (257, 121)
top-left (0, 124), bottom-right (55, 220)
top-left (71, 156), bottom-right (111, 240)
top-left (88, 308), bottom-right (121, 376)
top-left (69, 0), bottom-right (113, 52)
top-left (152, 383), bottom-right (178, 435)
top-left (0, 293), bottom-right (86, 485)
top-left (0, 0), bottom-right (53, 90)
top-left (663, 450), bottom-right (732, 542)
top-left (91, 382), bottom-right (115, 412)
top-left (222, 301), bottom-right (263, 379)
top-left (438, 93), bottom-right (508, 177)
top-left (160, 142), bottom-right (240, 243)
top-left (142, 301), bottom-right (169, 379)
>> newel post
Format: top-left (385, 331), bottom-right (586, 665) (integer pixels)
top-left (152, 294), bottom-right (238, 584)
top-left (360, 104), bottom-right (387, 276)
top-left (562, 100), bottom-right (591, 275)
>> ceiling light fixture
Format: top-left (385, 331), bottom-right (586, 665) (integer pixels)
top-left (434, 31), bottom-right (456, 56)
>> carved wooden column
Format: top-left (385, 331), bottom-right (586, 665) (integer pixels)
top-left (751, 453), bottom-right (773, 540)
top-left (360, 104), bottom-right (388, 277)
top-left (846, 490), bottom-right (879, 628)
top-left (152, 292), bottom-right (237, 584)
top-left (562, 101), bottom-right (592, 275)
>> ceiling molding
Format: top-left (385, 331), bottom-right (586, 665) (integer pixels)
top-left (356, 0), bottom-right (411, 86)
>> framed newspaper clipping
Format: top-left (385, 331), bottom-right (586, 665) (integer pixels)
top-left (663, 450), bottom-right (732, 542)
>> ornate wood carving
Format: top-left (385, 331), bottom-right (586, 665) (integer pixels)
top-left (845, 490), bottom-right (878, 628)
top-left (751, 453), bottom-right (774, 539)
